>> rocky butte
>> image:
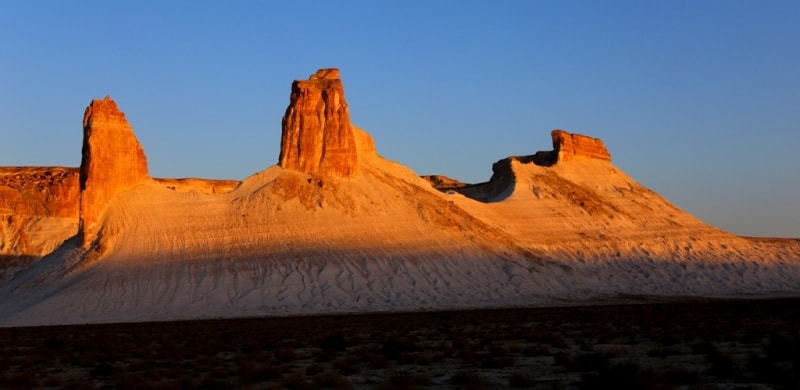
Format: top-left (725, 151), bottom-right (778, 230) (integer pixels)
top-left (79, 96), bottom-right (149, 246)
top-left (279, 68), bottom-right (359, 178)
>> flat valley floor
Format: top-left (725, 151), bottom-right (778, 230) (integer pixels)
top-left (1, 298), bottom-right (798, 389)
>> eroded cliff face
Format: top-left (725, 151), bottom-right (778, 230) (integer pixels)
top-left (0, 167), bottom-right (79, 257)
top-left (279, 68), bottom-right (359, 178)
top-left (552, 130), bottom-right (611, 162)
top-left (426, 130), bottom-right (613, 201)
top-left (531, 130), bottom-right (611, 165)
top-left (79, 96), bottom-right (149, 246)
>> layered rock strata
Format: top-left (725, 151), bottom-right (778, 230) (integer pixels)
top-left (427, 130), bottom-right (612, 201)
top-left (0, 167), bottom-right (79, 256)
top-left (532, 130), bottom-right (611, 166)
top-left (279, 68), bottom-right (359, 177)
top-left (79, 96), bottom-right (149, 246)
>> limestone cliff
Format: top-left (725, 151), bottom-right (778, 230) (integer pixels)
top-left (79, 96), bottom-right (149, 246)
top-left (532, 130), bottom-right (611, 166)
top-left (0, 167), bottom-right (79, 256)
top-left (279, 68), bottom-right (359, 178)
top-left (426, 130), bottom-right (612, 201)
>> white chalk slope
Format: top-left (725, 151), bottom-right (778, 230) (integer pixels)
top-left (1, 130), bottom-right (798, 326)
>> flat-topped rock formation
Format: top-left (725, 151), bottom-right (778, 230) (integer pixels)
top-left (551, 129), bottom-right (611, 162)
top-left (426, 130), bottom-right (612, 201)
top-left (79, 96), bottom-right (150, 246)
top-left (530, 130), bottom-right (611, 166)
top-left (279, 68), bottom-right (359, 178)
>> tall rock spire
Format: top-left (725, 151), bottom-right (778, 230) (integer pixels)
top-left (279, 68), bottom-right (359, 177)
top-left (79, 96), bottom-right (149, 246)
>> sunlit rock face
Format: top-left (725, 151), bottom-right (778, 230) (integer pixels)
top-left (531, 130), bottom-right (611, 166)
top-left (279, 68), bottom-right (359, 178)
top-left (0, 167), bottom-right (79, 256)
top-left (552, 130), bottom-right (611, 162)
top-left (79, 96), bottom-right (149, 246)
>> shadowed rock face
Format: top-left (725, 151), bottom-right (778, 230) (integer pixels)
top-left (279, 68), bottom-right (358, 178)
top-left (79, 96), bottom-right (149, 246)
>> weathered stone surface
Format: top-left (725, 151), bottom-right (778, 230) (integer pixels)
top-left (153, 178), bottom-right (239, 194)
top-left (0, 167), bottom-right (79, 256)
top-left (279, 68), bottom-right (358, 177)
top-left (79, 96), bottom-right (149, 246)
top-left (551, 129), bottom-right (611, 162)
top-left (428, 130), bottom-right (612, 201)
top-left (530, 130), bottom-right (611, 166)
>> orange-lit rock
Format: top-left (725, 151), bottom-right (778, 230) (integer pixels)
top-left (0, 167), bottom-right (79, 256)
top-left (79, 96), bottom-right (149, 246)
top-left (279, 68), bottom-right (358, 177)
top-left (551, 129), bottom-right (611, 162)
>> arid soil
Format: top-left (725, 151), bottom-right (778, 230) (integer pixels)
top-left (1, 298), bottom-right (797, 389)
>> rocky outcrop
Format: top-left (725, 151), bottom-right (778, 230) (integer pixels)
top-left (553, 129), bottom-right (611, 162)
top-left (279, 68), bottom-right (359, 178)
top-left (533, 130), bottom-right (611, 165)
top-left (428, 130), bottom-right (611, 201)
top-left (0, 167), bottom-right (79, 219)
top-left (79, 96), bottom-right (149, 246)
top-left (0, 167), bottom-right (79, 256)
top-left (154, 178), bottom-right (239, 194)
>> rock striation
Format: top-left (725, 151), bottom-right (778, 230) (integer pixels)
top-left (427, 130), bottom-right (612, 201)
top-left (279, 68), bottom-right (359, 178)
top-left (532, 130), bottom-right (611, 165)
top-left (0, 167), bottom-right (79, 256)
top-left (79, 96), bottom-right (149, 246)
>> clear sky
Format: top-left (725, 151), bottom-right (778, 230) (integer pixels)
top-left (1, 1), bottom-right (798, 238)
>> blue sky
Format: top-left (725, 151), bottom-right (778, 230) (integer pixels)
top-left (1, 1), bottom-right (798, 237)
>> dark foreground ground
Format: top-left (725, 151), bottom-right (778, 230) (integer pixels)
top-left (1, 298), bottom-right (798, 389)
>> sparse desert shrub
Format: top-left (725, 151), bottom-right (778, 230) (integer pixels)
top-left (647, 346), bottom-right (680, 357)
top-left (281, 371), bottom-right (315, 390)
top-left (764, 334), bottom-right (799, 362)
top-left (276, 347), bottom-right (297, 362)
top-left (114, 372), bottom-right (149, 390)
top-left (380, 370), bottom-right (414, 390)
top-left (306, 363), bottom-right (326, 376)
top-left (705, 350), bottom-right (735, 378)
top-left (480, 355), bottom-right (516, 369)
top-left (381, 338), bottom-right (417, 360)
top-left (312, 371), bottom-right (352, 389)
top-left (239, 361), bottom-right (285, 384)
top-left (508, 371), bottom-right (535, 388)
top-left (663, 367), bottom-right (699, 385)
top-left (332, 356), bottom-right (361, 375)
top-left (522, 344), bottom-right (551, 357)
top-left (43, 337), bottom-right (66, 349)
top-left (460, 350), bottom-right (480, 365)
top-left (691, 341), bottom-right (716, 355)
top-left (90, 362), bottom-right (115, 377)
top-left (320, 332), bottom-right (347, 353)
top-left (450, 370), bottom-right (487, 389)
top-left (367, 352), bottom-right (390, 369)
top-left (580, 361), bottom-right (649, 389)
